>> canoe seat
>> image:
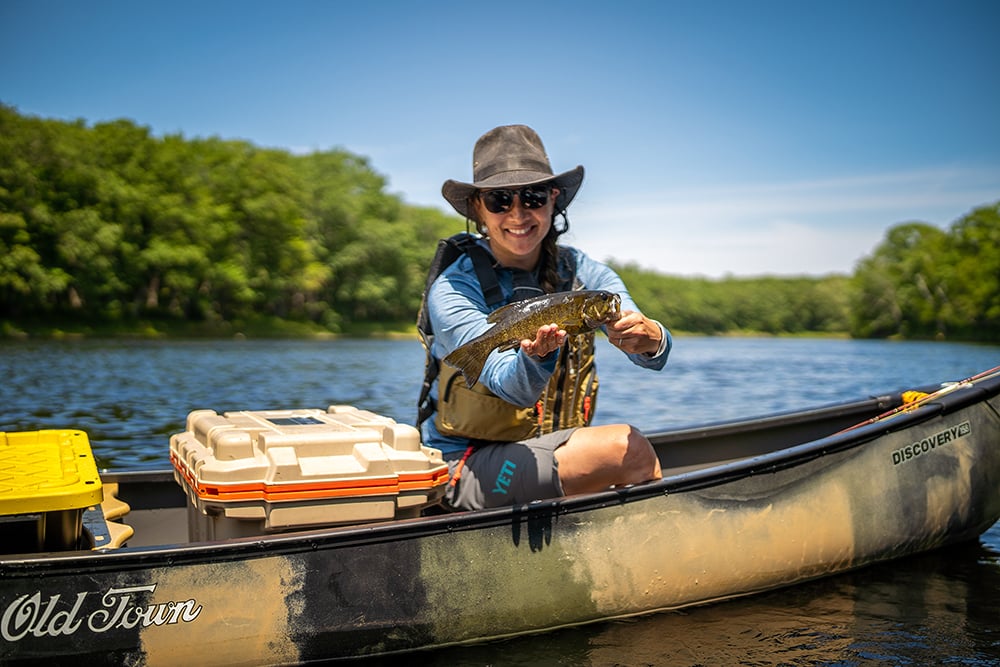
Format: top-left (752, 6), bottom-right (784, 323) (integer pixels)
top-left (83, 482), bottom-right (134, 549)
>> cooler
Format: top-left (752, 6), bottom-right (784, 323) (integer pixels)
top-left (0, 429), bottom-right (104, 554)
top-left (170, 406), bottom-right (450, 540)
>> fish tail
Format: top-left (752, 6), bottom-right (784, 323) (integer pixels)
top-left (443, 344), bottom-right (489, 388)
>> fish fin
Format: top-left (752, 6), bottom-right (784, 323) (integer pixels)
top-left (443, 343), bottom-right (489, 388)
top-left (486, 301), bottom-right (520, 324)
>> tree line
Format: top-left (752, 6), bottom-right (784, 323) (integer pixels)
top-left (1, 105), bottom-right (997, 342)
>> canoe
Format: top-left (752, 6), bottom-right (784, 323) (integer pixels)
top-left (2, 367), bottom-right (999, 665)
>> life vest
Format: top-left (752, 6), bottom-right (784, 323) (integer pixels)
top-left (416, 233), bottom-right (599, 442)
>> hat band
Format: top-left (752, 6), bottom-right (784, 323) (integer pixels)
top-left (475, 157), bottom-right (553, 182)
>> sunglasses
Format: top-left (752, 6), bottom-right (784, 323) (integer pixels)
top-left (479, 185), bottom-right (551, 214)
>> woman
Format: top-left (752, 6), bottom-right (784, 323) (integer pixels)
top-left (422, 125), bottom-right (671, 511)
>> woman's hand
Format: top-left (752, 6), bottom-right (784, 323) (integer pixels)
top-left (521, 323), bottom-right (566, 358)
top-left (607, 310), bottom-right (662, 356)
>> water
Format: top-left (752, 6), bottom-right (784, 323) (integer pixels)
top-left (2, 336), bottom-right (999, 665)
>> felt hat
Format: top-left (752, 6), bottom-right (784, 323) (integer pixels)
top-left (442, 125), bottom-right (584, 219)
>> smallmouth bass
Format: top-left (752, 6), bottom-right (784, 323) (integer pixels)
top-left (442, 290), bottom-right (621, 388)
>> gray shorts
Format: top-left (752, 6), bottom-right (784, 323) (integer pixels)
top-left (444, 428), bottom-right (579, 511)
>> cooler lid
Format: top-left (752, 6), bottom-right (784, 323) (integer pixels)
top-left (0, 430), bottom-right (103, 515)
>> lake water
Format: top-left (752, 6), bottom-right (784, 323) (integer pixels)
top-left (2, 336), bottom-right (999, 665)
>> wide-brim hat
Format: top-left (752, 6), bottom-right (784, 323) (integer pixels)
top-left (442, 125), bottom-right (584, 219)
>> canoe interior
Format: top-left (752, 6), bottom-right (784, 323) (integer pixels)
top-left (100, 389), bottom-right (906, 551)
top-left (11, 368), bottom-right (997, 559)
top-left (650, 392), bottom-right (899, 473)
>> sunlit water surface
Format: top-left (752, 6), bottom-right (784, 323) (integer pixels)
top-left (2, 336), bottom-right (999, 665)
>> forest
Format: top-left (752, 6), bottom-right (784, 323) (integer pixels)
top-left (1, 105), bottom-right (998, 342)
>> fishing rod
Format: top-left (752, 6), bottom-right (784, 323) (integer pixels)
top-left (836, 364), bottom-right (1000, 434)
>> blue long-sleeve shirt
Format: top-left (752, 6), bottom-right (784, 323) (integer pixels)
top-left (424, 239), bottom-right (671, 456)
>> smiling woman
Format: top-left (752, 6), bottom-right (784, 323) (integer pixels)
top-left (419, 125), bottom-right (672, 511)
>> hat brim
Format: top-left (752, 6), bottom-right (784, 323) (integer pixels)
top-left (442, 165), bottom-right (584, 219)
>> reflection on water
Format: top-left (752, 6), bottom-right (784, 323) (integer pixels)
top-left (2, 336), bottom-right (999, 665)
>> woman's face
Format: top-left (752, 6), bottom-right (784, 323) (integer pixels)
top-left (473, 184), bottom-right (559, 270)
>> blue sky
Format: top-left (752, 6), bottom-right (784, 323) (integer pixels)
top-left (2, 0), bottom-right (998, 277)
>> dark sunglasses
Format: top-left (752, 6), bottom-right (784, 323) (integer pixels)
top-left (479, 185), bottom-right (551, 214)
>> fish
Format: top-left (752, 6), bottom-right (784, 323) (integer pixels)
top-left (442, 290), bottom-right (621, 388)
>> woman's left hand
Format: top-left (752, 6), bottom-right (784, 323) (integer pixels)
top-left (607, 311), bottom-right (662, 356)
top-left (521, 323), bottom-right (566, 358)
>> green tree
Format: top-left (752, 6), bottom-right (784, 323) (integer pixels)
top-left (1, 105), bottom-right (994, 342)
top-left (850, 222), bottom-right (949, 338)
top-left (945, 203), bottom-right (1000, 340)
